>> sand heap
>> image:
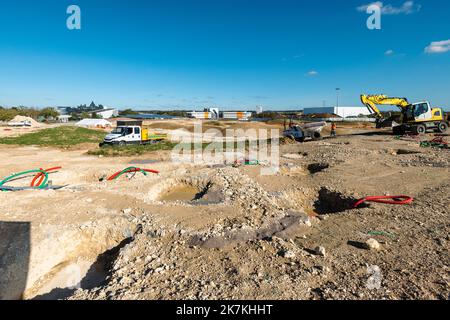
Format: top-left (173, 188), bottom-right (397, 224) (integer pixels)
top-left (8, 115), bottom-right (42, 127)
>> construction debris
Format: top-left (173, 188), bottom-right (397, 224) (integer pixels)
top-left (420, 136), bottom-right (449, 149)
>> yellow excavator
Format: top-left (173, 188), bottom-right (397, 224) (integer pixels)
top-left (360, 94), bottom-right (448, 135)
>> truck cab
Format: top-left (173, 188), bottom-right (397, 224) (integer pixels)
top-left (101, 120), bottom-right (168, 146)
top-left (103, 125), bottom-right (142, 145)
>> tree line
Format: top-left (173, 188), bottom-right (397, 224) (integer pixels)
top-left (0, 106), bottom-right (59, 122)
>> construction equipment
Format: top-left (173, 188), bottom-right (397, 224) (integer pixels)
top-left (283, 118), bottom-right (326, 142)
top-left (101, 120), bottom-right (168, 147)
top-left (360, 94), bottom-right (448, 135)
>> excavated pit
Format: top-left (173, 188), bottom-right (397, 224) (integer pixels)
top-left (159, 185), bottom-right (203, 202)
top-left (32, 237), bottom-right (133, 300)
top-left (156, 180), bottom-right (224, 205)
top-left (2, 220), bottom-right (139, 300)
top-left (314, 187), bottom-right (367, 214)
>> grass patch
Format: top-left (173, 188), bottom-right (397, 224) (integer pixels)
top-left (87, 141), bottom-right (179, 157)
top-left (0, 126), bottom-right (105, 147)
top-left (87, 139), bottom-right (276, 157)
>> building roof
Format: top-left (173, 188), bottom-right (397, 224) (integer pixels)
top-left (123, 113), bottom-right (176, 119)
top-left (76, 119), bottom-right (112, 126)
top-left (91, 108), bottom-right (117, 113)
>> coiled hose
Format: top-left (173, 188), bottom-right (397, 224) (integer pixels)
top-left (0, 169), bottom-right (50, 191)
top-left (107, 167), bottom-right (159, 181)
top-left (354, 195), bottom-right (414, 208)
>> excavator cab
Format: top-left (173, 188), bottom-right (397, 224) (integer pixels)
top-left (402, 102), bottom-right (431, 122)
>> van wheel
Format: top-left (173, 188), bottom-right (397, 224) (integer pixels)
top-left (118, 141), bottom-right (126, 147)
top-left (437, 122), bottom-right (448, 133)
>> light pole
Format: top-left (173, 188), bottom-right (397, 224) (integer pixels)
top-left (335, 88), bottom-right (341, 116)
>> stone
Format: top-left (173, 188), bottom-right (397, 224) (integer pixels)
top-left (315, 246), bottom-right (326, 257)
top-left (364, 238), bottom-right (381, 251)
top-left (282, 250), bottom-right (296, 259)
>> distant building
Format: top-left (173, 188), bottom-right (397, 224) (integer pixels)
top-left (222, 111), bottom-right (252, 121)
top-left (57, 115), bottom-right (71, 123)
top-left (124, 114), bottom-right (176, 120)
top-left (256, 106), bottom-right (263, 114)
top-left (188, 111), bottom-right (213, 119)
top-left (303, 106), bottom-right (371, 118)
top-left (188, 108), bottom-right (251, 120)
top-left (90, 108), bottom-right (119, 119)
top-left (188, 108), bottom-right (219, 120)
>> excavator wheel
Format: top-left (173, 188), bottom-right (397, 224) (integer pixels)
top-left (393, 126), bottom-right (405, 136)
top-left (412, 124), bottom-right (426, 135)
top-left (437, 122), bottom-right (448, 133)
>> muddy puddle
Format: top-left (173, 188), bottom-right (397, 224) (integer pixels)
top-left (158, 182), bottom-right (224, 205)
top-left (159, 185), bottom-right (201, 202)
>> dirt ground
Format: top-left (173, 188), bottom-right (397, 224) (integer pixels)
top-left (0, 122), bottom-right (448, 300)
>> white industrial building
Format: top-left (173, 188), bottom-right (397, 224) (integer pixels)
top-left (303, 106), bottom-right (371, 118)
top-left (222, 111), bottom-right (252, 121)
top-left (91, 108), bottom-right (119, 119)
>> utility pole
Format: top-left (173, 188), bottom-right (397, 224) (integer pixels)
top-left (335, 88), bottom-right (341, 116)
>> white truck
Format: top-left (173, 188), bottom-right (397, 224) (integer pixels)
top-left (100, 121), bottom-right (167, 147)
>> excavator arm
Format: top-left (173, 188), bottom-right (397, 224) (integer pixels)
top-left (360, 94), bottom-right (410, 118)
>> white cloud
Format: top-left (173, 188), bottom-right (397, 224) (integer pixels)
top-left (357, 1), bottom-right (383, 12)
top-left (385, 49), bottom-right (394, 55)
top-left (307, 70), bottom-right (319, 76)
top-left (357, 1), bottom-right (421, 15)
top-left (425, 40), bottom-right (450, 54)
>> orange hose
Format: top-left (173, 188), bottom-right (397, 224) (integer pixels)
top-left (354, 195), bottom-right (414, 208)
top-left (31, 167), bottom-right (62, 187)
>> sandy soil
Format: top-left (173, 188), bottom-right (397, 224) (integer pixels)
top-left (0, 123), bottom-right (448, 300)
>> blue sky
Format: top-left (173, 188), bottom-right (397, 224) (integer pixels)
top-left (0, 0), bottom-right (449, 110)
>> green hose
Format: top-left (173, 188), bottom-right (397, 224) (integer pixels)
top-left (0, 169), bottom-right (49, 191)
top-left (110, 167), bottom-right (147, 180)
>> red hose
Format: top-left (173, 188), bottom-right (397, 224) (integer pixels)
top-left (31, 167), bottom-right (62, 187)
top-left (354, 195), bottom-right (414, 208)
top-left (107, 168), bottom-right (159, 181)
